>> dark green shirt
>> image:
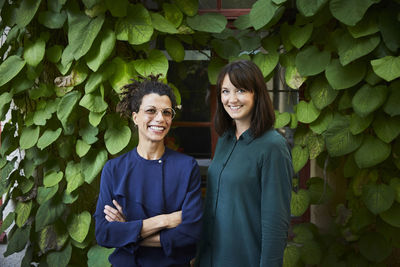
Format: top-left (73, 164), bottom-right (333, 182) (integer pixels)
top-left (197, 129), bottom-right (293, 267)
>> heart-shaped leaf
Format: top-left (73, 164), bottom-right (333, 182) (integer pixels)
top-left (325, 59), bottom-right (366, 90)
top-left (354, 135), bottom-right (391, 168)
top-left (291, 189), bottom-right (310, 217)
top-left (67, 211), bottom-right (91, 243)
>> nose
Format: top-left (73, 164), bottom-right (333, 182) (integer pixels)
top-left (228, 91), bottom-right (238, 103)
top-left (154, 110), bottom-right (165, 121)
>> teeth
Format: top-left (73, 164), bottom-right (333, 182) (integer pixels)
top-left (230, 106), bottom-right (241, 110)
top-left (149, 126), bottom-right (164, 131)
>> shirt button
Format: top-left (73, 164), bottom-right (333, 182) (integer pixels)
top-left (158, 160), bottom-right (162, 163)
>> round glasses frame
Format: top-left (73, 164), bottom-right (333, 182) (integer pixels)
top-left (139, 106), bottom-right (176, 120)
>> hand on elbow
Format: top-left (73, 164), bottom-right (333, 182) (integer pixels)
top-left (164, 210), bottom-right (182, 228)
top-left (104, 200), bottom-right (126, 222)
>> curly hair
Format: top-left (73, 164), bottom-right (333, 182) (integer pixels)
top-left (117, 74), bottom-right (177, 118)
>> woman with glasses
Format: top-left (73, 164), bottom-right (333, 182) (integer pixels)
top-left (94, 75), bottom-right (203, 267)
top-left (196, 60), bottom-right (293, 267)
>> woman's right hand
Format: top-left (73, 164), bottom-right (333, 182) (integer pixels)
top-left (104, 200), bottom-right (126, 222)
top-left (165, 210), bottom-right (182, 228)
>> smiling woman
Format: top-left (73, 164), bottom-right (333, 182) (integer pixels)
top-left (94, 75), bottom-right (203, 267)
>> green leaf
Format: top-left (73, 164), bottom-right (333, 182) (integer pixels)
top-left (37, 185), bottom-right (59, 205)
top-left (309, 77), bottom-right (337, 110)
top-left (37, 128), bottom-right (62, 150)
top-left (253, 51), bottom-right (279, 78)
top-left (162, 3), bottom-right (182, 28)
top-left (211, 38), bottom-right (241, 60)
top-left (85, 28), bottom-right (116, 72)
top-left (371, 56), bottom-right (400, 82)
top-left (65, 161), bottom-right (84, 193)
top-left (46, 45), bottom-right (63, 63)
top-left (349, 112), bottom-right (373, 135)
top-left (47, 242), bottom-right (72, 267)
top-left (373, 113), bottom-right (400, 143)
top-left (306, 177), bottom-right (333, 204)
top-left (15, 201), bottom-right (32, 227)
top-left (300, 240), bottom-right (322, 265)
top-left (249, 0), bottom-right (279, 30)
top-left (109, 57), bottom-right (136, 93)
top-left (390, 178), bottom-right (400, 203)
top-left (384, 81), bottom-right (400, 116)
top-left (133, 49), bottom-right (169, 78)
top-left (355, 135), bottom-right (391, 168)
top-left (274, 112), bottom-right (291, 128)
top-left (79, 122), bottom-right (99, 145)
top-left (87, 245), bottom-right (114, 267)
top-left (380, 202), bottom-right (400, 228)
top-left (89, 110), bottom-right (106, 127)
top-left (310, 109), bottom-right (333, 134)
top-left (348, 11), bottom-right (379, 38)
top-left (291, 189), bottom-right (310, 217)
top-left (44, 171), bottom-right (63, 188)
top-left (173, 0), bottom-right (198, 16)
top-left (352, 84), bottom-right (388, 117)
top-left (296, 46), bottom-right (330, 76)
top-left (292, 145), bottom-right (309, 173)
top-left (325, 59), bottom-right (366, 90)
top-left (207, 57), bottom-right (226, 85)
top-left (115, 4), bottom-right (153, 45)
top-left (79, 92), bottom-right (108, 113)
top-left (67, 211), bottom-right (91, 243)
top-left (234, 14), bottom-right (252, 30)
top-left (283, 245), bottom-right (301, 267)
top-left (76, 139), bottom-right (91, 158)
top-left (289, 23), bottom-right (313, 49)
top-left (19, 126), bottom-right (40, 150)
top-left (329, 0), bottom-right (377, 26)
top-left (150, 13), bottom-right (178, 34)
top-left (57, 91), bottom-right (82, 126)
top-left (324, 114), bottom-right (362, 157)
top-left (81, 149), bottom-right (108, 183)
top-left (15, 0), bottom-right (41, 28)
top-left (187, 13), bottom-right (227, 33)
top-left (67, 9), bottom-right (105, 60)
top-left (24, 38), bottom-right (46, 67)
top-left (0, 212), bottom-right (15, 233)
top-left (337, 32), bottom-right (380, 66)
top-left (105, 0), bottom-right (128, 17)
top-left (0, 55), bottom-right (26, 87)
top-left (281, 53), bottom-right (306, 89)
top-left (296, 101), bottom-right (320, 123)
top-left (35, 199), bottom-right (66, 232)
top-left (38, 10), bottom-right (67, 29)
top-left (359, 231), bottom-right (392, 262)
top-left (165, 36), bottom-right (185, 62)
top-left (4, 225), bottom-right (31, 257)
top-left (296, 0), bottom-right (328, 17)
top-left (307, 134), bottom-right (325, 159)
top-left (105, 125), bottom-right (131, 155)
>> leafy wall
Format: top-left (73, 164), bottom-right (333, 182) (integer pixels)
top-left (0, 0), bottom-right (399, 266)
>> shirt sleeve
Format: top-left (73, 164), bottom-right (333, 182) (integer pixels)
top-left (94, 161), bottom-right (143, 254)
top-left (260, 141), bottom-right (293, 267)
top-left (159, 159), bottom-right (203, 257)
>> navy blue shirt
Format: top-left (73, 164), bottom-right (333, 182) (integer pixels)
top-left (94, 147), bottom-right (203, 267)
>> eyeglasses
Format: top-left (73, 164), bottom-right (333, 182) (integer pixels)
top-left (139, 106), bottom-right (176, 119)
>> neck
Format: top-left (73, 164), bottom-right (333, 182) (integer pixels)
top-left (137, 140), bottom-right (165, 160)
top-left (234, 120), bottom-right (250, 139)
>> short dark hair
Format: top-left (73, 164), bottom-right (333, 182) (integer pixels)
top-left (214, 60), bottom-right (275, 138)
top-left (117, 74), bottom-right (177, 118)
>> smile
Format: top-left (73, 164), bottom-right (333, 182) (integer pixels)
top-left (228, 105), bottom-right (242, 110)
top-left (148, 125), bottom-right (165, 131)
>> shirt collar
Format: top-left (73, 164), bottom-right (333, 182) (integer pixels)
top-left (224, 128), bottom-right (255, 144)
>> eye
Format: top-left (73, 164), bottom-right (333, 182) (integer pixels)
top-left (162, 108), bottom-right (175, 118)
top-left (221, 89), bottom-right (229, 94)
top-left (237, 89), bottom-right (246, 93)
top-left (144, 108), bottom-right (157, 115)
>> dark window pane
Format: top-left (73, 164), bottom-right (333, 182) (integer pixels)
top-left (199, 0), bottom-right (217, 9)
top-left (168, 61), bottom-right (210, 122)
top-left (222, 0), bottom-right (256, 8)
top-left (167, 127), bottom-right (212, 158)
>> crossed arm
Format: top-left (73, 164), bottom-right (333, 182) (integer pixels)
top-left (104, 200), bottom-right (182, 247)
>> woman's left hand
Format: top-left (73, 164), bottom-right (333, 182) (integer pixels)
top-left (104, 200), bottom-right (126, 222)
